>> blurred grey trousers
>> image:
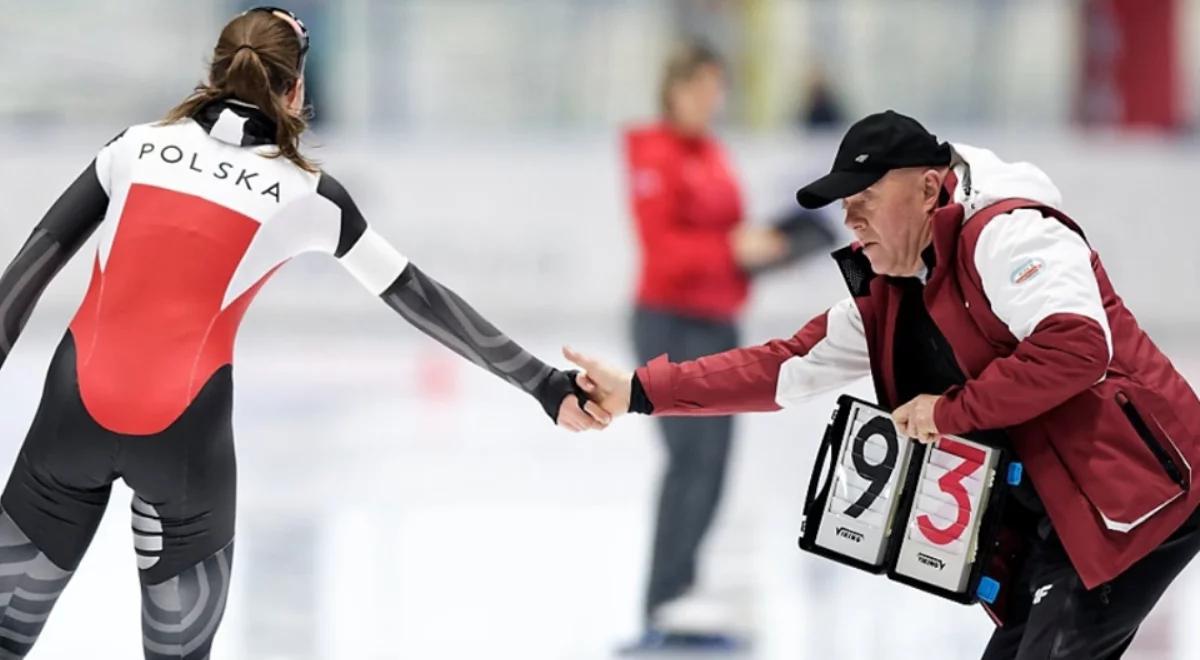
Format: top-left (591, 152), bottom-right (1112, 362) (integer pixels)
top-left (633, 307), bottom-right (740, 622)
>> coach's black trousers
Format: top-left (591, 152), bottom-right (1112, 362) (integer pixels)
top-left (981, 504), bottom-right (1200, 660)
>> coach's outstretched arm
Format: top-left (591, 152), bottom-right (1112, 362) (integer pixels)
top-left (566, 297), bottom-right (870, 419)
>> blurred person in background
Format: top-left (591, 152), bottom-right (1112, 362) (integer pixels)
top-left (0, 8), bottom-right (604, 659)
top-left (798, 65), bottom-right (845, 131)
top-left (620, 39), bottom-right (830, 653)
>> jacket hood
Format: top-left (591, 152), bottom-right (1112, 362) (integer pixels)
top-left (950, 143), bottom-right (1062, 220)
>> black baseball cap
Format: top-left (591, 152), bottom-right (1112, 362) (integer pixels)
top-left (795, 110), bottom-right (952, 209)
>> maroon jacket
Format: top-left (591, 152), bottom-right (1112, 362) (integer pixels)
top-left (635, 144), bottom-right (1200, 589)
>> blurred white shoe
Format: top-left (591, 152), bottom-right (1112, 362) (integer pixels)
top-left (652, 591), bottom-right (740, 635)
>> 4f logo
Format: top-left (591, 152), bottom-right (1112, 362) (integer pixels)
top-left (1033, 583), bottom-right (1054, 605)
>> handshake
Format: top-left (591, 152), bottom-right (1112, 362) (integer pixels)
top-left (551, 347), bottom-right (635, 433)
top-left (547, 346), bottom-right (946, 440)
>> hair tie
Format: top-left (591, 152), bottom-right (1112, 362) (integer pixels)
top-left (234, 44), bottom-right (256, 54)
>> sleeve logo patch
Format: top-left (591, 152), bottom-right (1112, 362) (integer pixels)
top-left (1010, 257), bottom-right (1045, 285)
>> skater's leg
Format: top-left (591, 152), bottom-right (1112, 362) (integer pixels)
top-left (0, 506), bottom-right (105, 660)
top-left (0, 335), bottom-right (117, 658)
top-left (132, 463), bottom-right (235, 660)
top-left (122, 366), bottom-right (237, 660)
top-left (138, 540), bottom-right (234, 660)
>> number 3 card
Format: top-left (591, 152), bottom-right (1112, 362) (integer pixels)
top-left (890, 435), bottom-right (1000, 595)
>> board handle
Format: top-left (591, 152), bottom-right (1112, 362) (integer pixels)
top-left (801, 409), bottom-right (840, 541)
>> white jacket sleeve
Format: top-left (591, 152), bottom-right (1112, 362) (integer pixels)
top-left (775, 296), bottom-right (871, 408)
top-left (973, 209), bottom-right (1112, 361)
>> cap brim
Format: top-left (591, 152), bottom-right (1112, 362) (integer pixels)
top-left (795, 170), bottom-right (886, 209)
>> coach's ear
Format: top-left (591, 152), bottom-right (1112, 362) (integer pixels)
top-left (922, 168), bottom-right (946, 214)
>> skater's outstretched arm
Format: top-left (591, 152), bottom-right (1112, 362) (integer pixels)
top-left (315, 172), bottom-right (606, 431)
top-left (0, 131), bottom-right (125, 367)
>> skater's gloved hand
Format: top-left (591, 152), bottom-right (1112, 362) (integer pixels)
top-left (540, 368), bottom-right (612, 432)
top-left (892, 394), bottom-right (942, 444)
top-left (562, 346), bottom-right (633, 423)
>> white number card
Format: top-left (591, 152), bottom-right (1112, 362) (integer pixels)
top-left (892, 435), bottom-right (1000, 593)
top-left (812, 400), bottom-right (914, 566)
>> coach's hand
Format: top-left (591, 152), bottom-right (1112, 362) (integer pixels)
top-left (562, 346), bottom-right (633, 422)
top-left (893, 394), bottom-right (942, 444)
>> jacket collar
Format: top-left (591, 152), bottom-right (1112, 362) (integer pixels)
top-left (193, 98), bottom-right (278, 147)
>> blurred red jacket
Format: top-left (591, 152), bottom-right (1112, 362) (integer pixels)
top-left (624, 124), bottom-right (747, 320)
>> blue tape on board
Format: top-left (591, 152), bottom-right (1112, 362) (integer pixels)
top-left (1007, 462), bottom-right (1023, 486)
top-left (976, 577), bottom-right (1000, 604)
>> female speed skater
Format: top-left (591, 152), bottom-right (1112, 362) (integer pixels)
top-left (0, 7), bottom-right (607, 659)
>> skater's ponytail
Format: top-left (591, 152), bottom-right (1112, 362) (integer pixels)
top-left (659, 39), bottom-right (725, 120)
top-left (164, 9), bottom-right (316, 173)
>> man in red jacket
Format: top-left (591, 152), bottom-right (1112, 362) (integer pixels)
top-left (567, 110), bottom-right (1200, 659)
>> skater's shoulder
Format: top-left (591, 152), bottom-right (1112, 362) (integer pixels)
top-left (314, 169), bottom-right (355, 204)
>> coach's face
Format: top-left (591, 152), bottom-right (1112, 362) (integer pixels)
top-left (842, 167), bottom-right (945, 277)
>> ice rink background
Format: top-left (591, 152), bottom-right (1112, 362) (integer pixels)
top-left (3, 1), bottom-right (1200, 658)
top-left (0, 132), bottom-right (1195, 660)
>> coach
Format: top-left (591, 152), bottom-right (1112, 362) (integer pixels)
top-left (566, 110), bottom-right (1200, 659)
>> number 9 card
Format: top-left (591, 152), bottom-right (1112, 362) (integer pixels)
top-left (800, 397), bottom-right (915, 570)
